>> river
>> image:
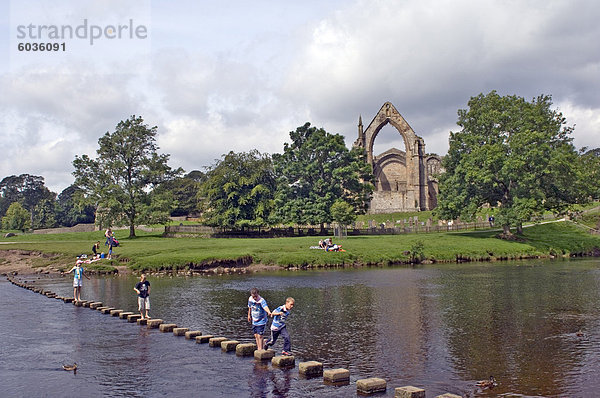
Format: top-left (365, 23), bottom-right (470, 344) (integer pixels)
top-left (2, 258), bottom-right (600, 397)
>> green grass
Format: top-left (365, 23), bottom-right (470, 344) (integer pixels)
top-left (576, 207), bottom-right (600, 229)
top-left (2, 221), bottom-right (599, 272)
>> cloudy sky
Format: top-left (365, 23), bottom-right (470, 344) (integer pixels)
top-left (1, 0), bottom-right (599, 193)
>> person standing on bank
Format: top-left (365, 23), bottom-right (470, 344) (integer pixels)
top-left (68, 259), bottom-right (90, 301)
top-left (92, 241), bottom-right (100, 258)
top-left (134, 274), bottom-right (151, 320)
top-left (265, 297), bottom-right (295, 356)
top-left (247, 287), bottom-right (271, 350)
top-left (105, 228), bottom-right (115, 259)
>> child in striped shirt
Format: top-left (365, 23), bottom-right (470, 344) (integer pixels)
top-left (265, 297), bottom-right (295, 356)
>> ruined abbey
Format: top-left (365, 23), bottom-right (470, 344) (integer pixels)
top-left (353, 102), bottom-right (442, 213)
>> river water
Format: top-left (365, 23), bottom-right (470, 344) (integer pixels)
top-left (2, 258), bottom-right (600, 397)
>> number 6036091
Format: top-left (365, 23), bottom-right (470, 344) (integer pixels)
top-left (18, 42), bottom-right (66, 51)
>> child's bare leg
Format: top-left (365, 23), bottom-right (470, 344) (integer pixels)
top-left (255, 333), bottom-right (264, 350)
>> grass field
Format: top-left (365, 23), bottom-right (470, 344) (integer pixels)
top-left (2, 220), bottom-right (599, 272)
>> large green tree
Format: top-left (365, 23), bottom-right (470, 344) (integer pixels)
top-left (2, 202), bottom-right (31, 232)
top-left (579, 147), bottom-right (600, 200)
top-left (436, 91), bottom-right (586, 235)
top-left (0, 174), bottom-right (56, 220)
top-left (153, 171), bottom-right (204, 217)
top-left (56, 185), bottom-right (96, 227)
top-left (32, 199), bottom-right (57, 229)
top-left (272, 122), bottom-right (373, 226)
top-left (199, 150), bottom-right (275, 229)
top-left (72, 115), bottom-right (182, 237)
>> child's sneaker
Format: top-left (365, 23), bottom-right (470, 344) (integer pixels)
top-left (264, 341), bottom-right (272, 349)
top-left (282, 351), bottom-right (292, 356)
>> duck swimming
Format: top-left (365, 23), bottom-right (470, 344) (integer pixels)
top-left (476, 376), bottom-right (497, 389)
top-left (62, 363), bottom-right (77, 373)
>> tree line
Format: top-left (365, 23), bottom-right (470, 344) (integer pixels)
top-left (2, 92), bottom-right (599, 238)
top-left (2, 118), bottom-right (373, 236)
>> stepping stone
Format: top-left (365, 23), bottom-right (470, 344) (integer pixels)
top-left (254, 349), bottom-right (275, 360)
top-left (137, 318), bottom-right (148, 325)
top-left (435, 394), bottom-right (461, 398)
top-left (82, 301), bottom-right (92, 307)
top-left (323, 368), bottom-right (350, 383)
top-left (208, 337), bottom-right (228, 347)
top-left (272, 355), bottom-right (295, 368)
top-left (159, 323), bottom-right (177, 332)
top-left (299, 361), bottom-right (323, 377)
top-left (173, 327), bottom-right (189, 336)
top-left (235, 343), bottom-right (257, 357)
top-left (195, 335), bottom-right (214, 344)
top-left (119, 312), bottom-right (135, 319)
top-left (96, 306), bottom-right (110, 311)
top-left (221, 340), bottom-right (239, 352)
top-left (110, 309), bottom-right (124, 316)
top-left (356, 377), bottom-right (386, 395)
top-left (89, 302), bottom-right (103, 309)
top-left (147, 319), bottom-right (164, 328)
top-left (127, 314), bottom-right (142, 323)
top-left (395, 386), bottom-right (426, 398)
top-left (185, 330), bottom-right (202, 339)
top-left (74, 301), bottom-right (84, 307)
top-left (101, 307), bottom-right (116, 314)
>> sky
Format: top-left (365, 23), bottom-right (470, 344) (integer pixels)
top-left (1, 0), bottom-right (599, 194)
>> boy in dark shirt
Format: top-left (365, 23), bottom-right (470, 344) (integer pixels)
top-left (134, 274), bottom-right (151, 319)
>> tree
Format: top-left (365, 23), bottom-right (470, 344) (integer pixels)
top-left (436, 91), bottom-right (585, 235)
top-left (185, 170), bottom-right (206, 183)
top-left (579, 147), bottom-right (600, 200)
top-left (72, 115), bottom-right (182, 237)
top-left (2, 202), bottom-right (31, 232)
top-left (32, 199), bottom-right (57, 229)
top-left (330, 199), bottom-right (357, 226)
top-left (272, 122), bottom-right (373, 226)
top-left (199, 150), bottom-right (276, 229)
top-left (153, 172), bottom-right (203, 217)
top-left (56, 185), bottom-right (96, 227)
top-left (0, 174), bottom-right (56, 220)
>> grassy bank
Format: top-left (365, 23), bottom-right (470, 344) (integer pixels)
top-left (1, 221), bottom-right (599, 273)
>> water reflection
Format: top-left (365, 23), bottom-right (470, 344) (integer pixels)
top-left (3, 258), bottom-right (600, 397)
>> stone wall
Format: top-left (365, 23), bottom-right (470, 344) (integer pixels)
top-left (32, 223), bottom-right (97, 234)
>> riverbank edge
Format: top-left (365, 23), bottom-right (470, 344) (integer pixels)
top-left (2, 247), bottom-right (600, 277)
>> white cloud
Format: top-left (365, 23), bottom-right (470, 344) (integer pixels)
top-left (1, 0), bottom-right (599, 194)
top-left (282, 0), bottom-right (600, 150)
top-left (559, 101), bottom-right (600, 151)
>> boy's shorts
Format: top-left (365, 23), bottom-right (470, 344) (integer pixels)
top-left (252, 324), bottom-right (265, 335)
top-left (138, 297), bottom-right (150, 311)
top-left (73, 278), bottom-right (82, 287)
